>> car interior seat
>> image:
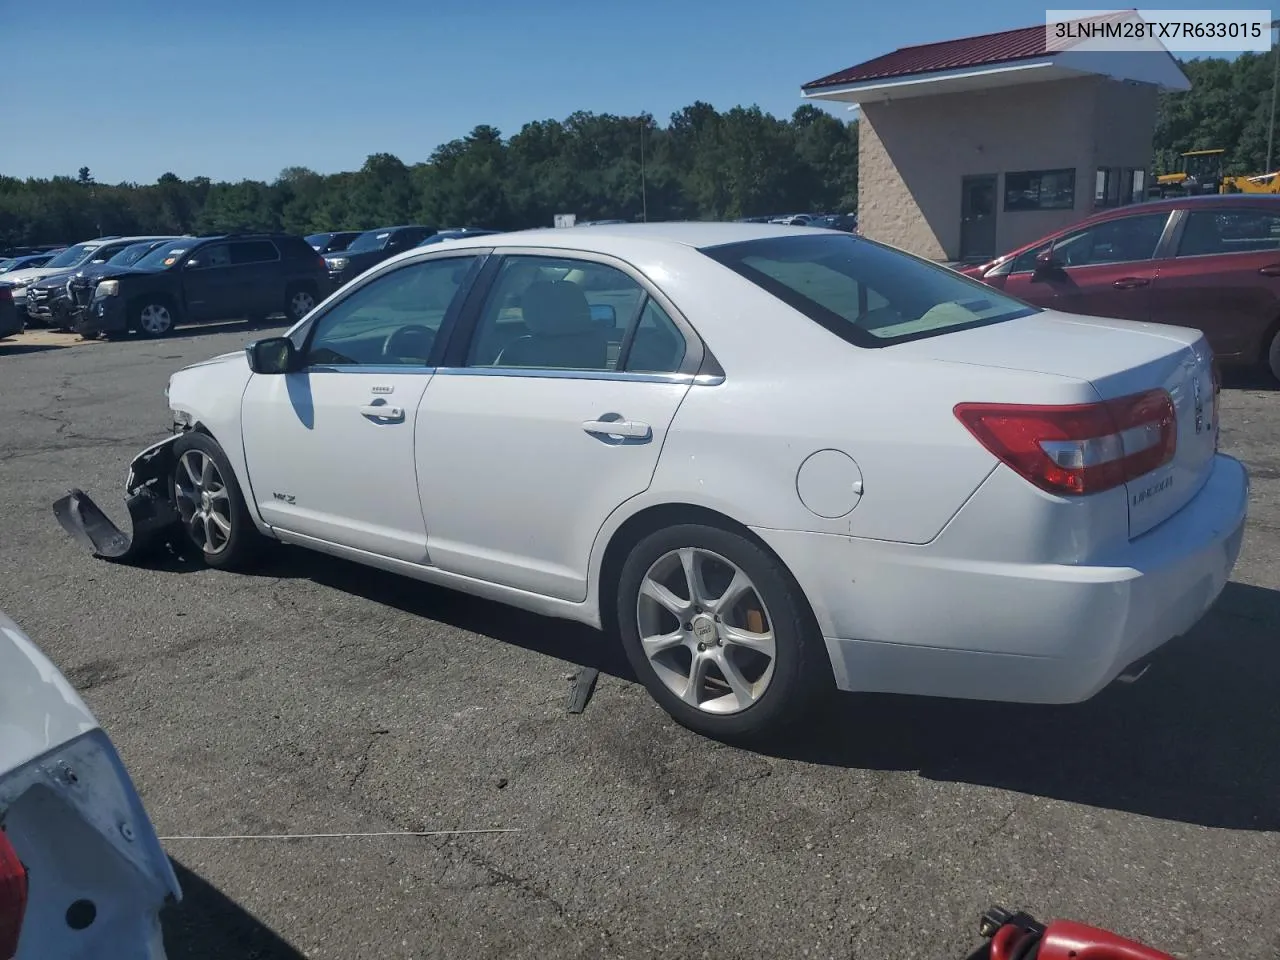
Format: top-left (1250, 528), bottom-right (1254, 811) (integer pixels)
top-left (496, 280), bottom-right (609, 369)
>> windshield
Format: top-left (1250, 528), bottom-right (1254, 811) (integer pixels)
top-left (344, 229), bottom-right (393, 254)
top-left (133, 242), bottom-right (192, 270)
top-left (0, 259), bottom-right (13, 273)
top-left (306, 233), bottom-right (332, 250)
top-left (107, 242), bottom-right (163, 266)
top-left (45, 243), bottom-right (97, 268)
top-left (703, 234), bottom-right (1037, 347)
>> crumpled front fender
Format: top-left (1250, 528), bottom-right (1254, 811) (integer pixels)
top-left (52, 434), bottom-right (183, 563)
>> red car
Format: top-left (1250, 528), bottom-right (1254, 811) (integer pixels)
top-left (960, 194), bottom-right (1280, 382)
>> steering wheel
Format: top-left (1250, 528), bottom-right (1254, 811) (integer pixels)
top-left (381, 325), bottom-right (436, 364)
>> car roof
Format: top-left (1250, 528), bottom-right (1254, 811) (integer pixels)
top-left (422, 220), bottom-right (825, 252)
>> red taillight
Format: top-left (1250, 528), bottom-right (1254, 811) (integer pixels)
top-left (0, 829), bottom-right (27, 960)
top-left (954, 389), bottom-right (1176, 496)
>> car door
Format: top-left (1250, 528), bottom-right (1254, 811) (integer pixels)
top-left (228, 239), bottom-right (281, 317)
top-left (179, 243), bottom-right (235, 321)
top-left (416, 250), bottom-right (701, 602)
top-left (996, 211), bottom-right (1173, 321)
top-left (239, 253), bottom-right (484, 561)
top-left (1149, 206), bottom-right (1280, 362)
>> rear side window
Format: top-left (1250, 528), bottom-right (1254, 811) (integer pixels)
top-left (703, 234), bottom-right (1036, 347)
top-left (230, 240), bottom-right (279, 264)
top-left (1178, 209), bottom-right (1280, 257)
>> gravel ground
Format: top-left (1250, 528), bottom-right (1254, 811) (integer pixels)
top-left (1, 325), bottom-right (1278, 960)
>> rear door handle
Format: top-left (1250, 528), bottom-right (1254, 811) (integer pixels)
top-left (583, 418), bottom-right (651, 440)
top-left (1112, 277), bottom-right (1151, 289)
top-left (1259, 264), bottom-right (1280, 277)
top-left (360, 403), bottom-right (405, 423)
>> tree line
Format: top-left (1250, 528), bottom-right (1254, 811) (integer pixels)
top-left (0, 51), bottom-right (1274, 248)
top-left (0, 103), bottom-right (857, 247)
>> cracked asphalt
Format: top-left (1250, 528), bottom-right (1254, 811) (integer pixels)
top-left (2, 326), bottom-right (1279, 960)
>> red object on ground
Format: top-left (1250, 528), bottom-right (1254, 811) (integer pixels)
top-left (975, 907), bottom-right (1177, 960)
top-left (0, 829), bottom-right (28, 960)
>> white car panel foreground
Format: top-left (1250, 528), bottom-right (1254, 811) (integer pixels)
top-left (54, 222), bottom-right (1249, 741)
top-left (0, 611), bottom-right (179, 958)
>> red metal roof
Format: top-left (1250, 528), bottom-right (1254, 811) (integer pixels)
top-left (803, 12), bottom-right (1134, 90)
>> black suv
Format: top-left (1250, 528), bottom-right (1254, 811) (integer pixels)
top-left (78, 234), bottom-right (329, 338)
top-left (323, 225), bottom-right (435, 287)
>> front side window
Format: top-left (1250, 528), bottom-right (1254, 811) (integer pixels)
top-left (704, 234), bottom-right (1036, 346)
top-left (1049, 213), bottom-right (1170, 267)
top-left (304, 256), bottom-right (477, 367)
top-left (189, 244), bottom-right (231, 269)
top-left (1177, 209), bottom-right (1280, 257)
top-left (466, 256), bottom-right (647, 371)
top-left (1004, 169), bottom-right (1076, 211)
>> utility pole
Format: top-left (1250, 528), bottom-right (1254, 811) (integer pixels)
top-left (1268, 20), bottom-right (1280, 172)
top-left (640, 118), bottom-right (649, 223)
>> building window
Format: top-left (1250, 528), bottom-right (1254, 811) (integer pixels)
top-left (1095, 168), bottom-right (1149, 209)
top-left (1004, 169), bottom-right (1076, 211)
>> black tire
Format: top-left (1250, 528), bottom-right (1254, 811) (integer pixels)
top-left (1266, 326), bottom-right (1280, 385)
top-left (133, 297), bottom-right (177, 338)
top-left (284, 283), bottom-right (317, 322)
top-left (616, 522), bottom-right (831, 742)
top-left (170, 432), bottom-right (267, 571)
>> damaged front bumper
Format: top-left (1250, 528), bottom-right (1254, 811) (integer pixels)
top-left (52, 434), bottom-right (183, 563)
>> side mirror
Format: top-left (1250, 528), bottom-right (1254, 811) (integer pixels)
top-left (246, 337), bottom-right (299, 375)
top-left (1034, 247), bottom-right (1063, 272)
top-left (590, 303), bottom-right (617, 326)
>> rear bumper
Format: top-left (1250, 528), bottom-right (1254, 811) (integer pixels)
top-left (754, 453), bottom-right (1250, 704)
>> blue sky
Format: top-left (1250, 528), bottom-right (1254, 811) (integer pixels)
top-left (5, 0), bottom-right (1235, 184)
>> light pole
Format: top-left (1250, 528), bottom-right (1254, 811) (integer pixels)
top-left (1268, 19), bottom-right (1280, 172)
top-left (639, 117), bottom-right (649, 223)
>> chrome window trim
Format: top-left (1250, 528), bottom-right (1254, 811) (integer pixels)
top-left (432, 366), bottom-right (724, 385)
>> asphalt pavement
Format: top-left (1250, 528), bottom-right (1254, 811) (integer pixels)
top-left (1, 325), bottom-right (1278, 960)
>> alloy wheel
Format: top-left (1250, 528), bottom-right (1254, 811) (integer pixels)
top-left (290, 290), bottom-right (315, 318)
top-left (139, 303), bottom-right (172, 335)
top-left (635, 547), bottom-right (776, 715)
top-left (174, 450), bottom-right (233, 555)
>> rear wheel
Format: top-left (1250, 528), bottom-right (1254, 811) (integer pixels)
top-left (1267, 327), bottom-right (1280, 384)
top-left (285, 284), bottom-right (316, 322)
top-left (616, 523), bottom-right (831, 742)
top-left (171, 432), bottom-right (266, 571)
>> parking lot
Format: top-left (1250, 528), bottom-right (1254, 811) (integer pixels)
top-left (1, 324), bottom-right (1278, 960)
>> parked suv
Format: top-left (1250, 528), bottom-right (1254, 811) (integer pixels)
top-left (961, 194), bottom-right (1280, 383)
top-left (26, 236), bottom-right (179, 329)
top-left (77, 234), bottom-right (328, 339)
top-left (323, 225), bottom-right (435, 287)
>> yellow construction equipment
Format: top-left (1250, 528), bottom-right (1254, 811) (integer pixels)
top-left (1151, 148), bottom-right (1280, 197)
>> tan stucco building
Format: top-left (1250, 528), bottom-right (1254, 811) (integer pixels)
top-left (802, 21), bottom-right (1191, 262)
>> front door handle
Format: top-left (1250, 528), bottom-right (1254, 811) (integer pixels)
top-left (1112, 277), bottom-right (1151, 289)
top-left (583, 418), bottom-right (651, 440)
top-left (360, 403), bottom-right (405, 423)
top-left (1259, 264), bottom-right (1280, 277)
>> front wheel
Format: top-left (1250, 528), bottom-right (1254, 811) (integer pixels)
top-left (616, 523), bottom-right (831, 742)
top-left (135, 300), bottom-right (176, 338)
top-left (171, 432), bottom-right (266, 571)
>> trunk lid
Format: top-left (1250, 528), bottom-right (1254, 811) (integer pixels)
top-left (893, 310), bottom-right (1218, 538)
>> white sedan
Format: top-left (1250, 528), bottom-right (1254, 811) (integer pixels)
top-left (103, 223), bottom-right (1250, 740)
